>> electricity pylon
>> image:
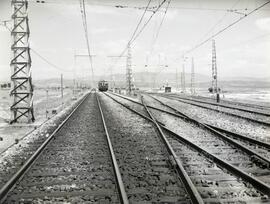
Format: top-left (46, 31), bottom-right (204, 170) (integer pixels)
top-left (10, 0), bottom-right (34, 123)
top-left (190, 57), bottom-right (195, 94)
top-left (126, 43), bottom-right (134, 95)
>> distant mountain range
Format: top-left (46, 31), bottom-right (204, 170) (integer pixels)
top-left (1, 72), bottom-right (269, 89)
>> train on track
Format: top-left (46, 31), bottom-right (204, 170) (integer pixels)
top-left (98, 80), bottom-right (109, 92)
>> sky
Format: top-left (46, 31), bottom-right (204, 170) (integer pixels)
top-left (0, 0), bottom-right (270, 81)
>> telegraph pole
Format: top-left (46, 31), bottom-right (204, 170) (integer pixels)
top-left (126, 43), bottom-right (134, 95)
top-left (74, 52), bottom-right (96, 89)
top-left (10, 0), bottom-right (34, 123)
top-left (107, 56), bottom-right (126, 91)
top-left (61, 74), bottom-right (63, 106)
top-left (176, 67), bottom-right (179, 90)
top-left (45, 89), bottom-right (49, 119)
top-left (182, 65), bottom-right (186, 93)
top-left (212, 39), bottom-right (219, 102)
top-left (190, 57), bottom-right (195, 94)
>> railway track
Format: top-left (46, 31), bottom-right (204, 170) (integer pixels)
top-left (157, 94), bottom-right (270, 126)
top-left (109, 92), bottom-right (270, 146)
top-left (165, 94), bottom-right (270, 117)
top-left (104, 92), bottom-right (270, 203)
top-left (182, 94), bottom-right (270, 111)
top-left (148, 93), bottom-right (269, 142)
top-left (0, 92), bottom-right (128, 203)
top-left (109, 92), bottom-right (270, 165)
top-left (1, 91), bottom-right (208, 203)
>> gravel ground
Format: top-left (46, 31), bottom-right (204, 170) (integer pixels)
top-left (4, 93), bottom-right (119, 203)
top-left (0, 88), bottom-right (76, 153)
top-left (100, 93), bottom-right (191, 203)
top-left (0, 92), bottom-right (88, 192)
top-left (152, 95), bottom-right (270, 143)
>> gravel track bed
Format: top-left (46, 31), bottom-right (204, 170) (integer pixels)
top-left (0, 93), bottom-right (87, 190)
top-left (4, 93), bottom-right (120, 203)
top-left (166, 133), bottom-right (267, 203)
top-left (153, 95), bottom-right (270, 143)
top-left (167, 96), bottom-right (270, 124)
top-left (145, 107), bottom-right (270, 186)
top-left (106, 93), bottom-right (146, 115)
top-left (142, 95), bottom-right (270, 160)
top-left (110, 95), bottom-right (270, 185)
top-left (108, 94), bottom-right (270, 202)
top-left (100, 93), bottom-right (190, 203)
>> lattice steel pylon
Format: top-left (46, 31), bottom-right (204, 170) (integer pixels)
top-left (126, 43), bottom-right (134, 95)
top-left (190, 57), bottom-right (195, 94)
top-left (211, 39), bottom-right (218, 94)
top-left (10, 0), bottom-right (35, 124)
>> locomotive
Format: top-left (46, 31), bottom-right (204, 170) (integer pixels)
top-left (98, 80), bottom-right (109, 92)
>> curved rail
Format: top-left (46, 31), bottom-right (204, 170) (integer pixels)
top-left (95, 93), bottom-right (129, 204)
top-left (0, 92), bottom-right (90, 203)
top-left (104, 92), bottom-right (270, 196)
top-left (104, 93), bottom-right (203, 204)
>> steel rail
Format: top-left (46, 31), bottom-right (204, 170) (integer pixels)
top-left (184, 94), bottom-right (270, 111)
top-left (140, 96), bottom-right (204, 204)
top-left (0, 91), bottom-right (91, 203)
top-left (148, 95), bottom-right (270, 150)
top-left (165, 94), bottom-right (270, 117)
top-left (109, 92), bottom-right (270, 151)
top-left (95, 93), bottom-right (129, 204)
top-left (104, 93), bottom-right (203, 204)
top-left (147, 94), bottom-right (270, 167)
top-left (207, 124), bottom-right (270, 149)
top-left (160, 95), bottom-right (270, 126)
top-left (104, 92), bottom-right (270, 197)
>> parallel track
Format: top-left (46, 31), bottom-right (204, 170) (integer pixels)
top-left (165, 94), bottom-right (270, 117)
top-left (105, 92), bottom-right (270, 199)
top-left (109, 92), bottom-right (270, 151)
top-left (184, 94), bottom-right (270, 111)
top-left (158, 94), bottom-right (270, 126)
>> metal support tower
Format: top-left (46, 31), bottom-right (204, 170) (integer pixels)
top-left (10, 0), bottom-right (34, 123)
top-left (212, 39), bottom-right (218, 94)
top-left (190, 57), bottom-right (195, 94)
top-left (126, 43), bottom-right (133, 95)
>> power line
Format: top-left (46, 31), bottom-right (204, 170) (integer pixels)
top-left (30, 0), bottom-right (270, 11)
top-left (184, 0), bottom-right (270, 55)
top-left (197, 0), bottom-right (241, 43)
top-left (109, 0), bottom-right (167, 71)
top-left (128, 0), bottom-right (153, 46)
top-left (79, 0), bottom-right (95, 85)
top-left (31, 48), bottom-right (73, 73)
top-left (148, 0), bottom-right (171, 56)
top-left (130, 0), bottom-right (168, 45)
top-left (116, 0), bottom-right (154, 60)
